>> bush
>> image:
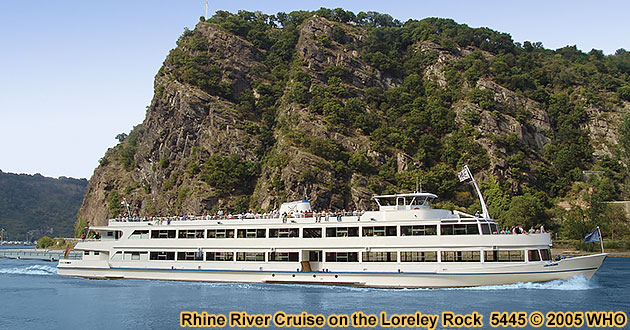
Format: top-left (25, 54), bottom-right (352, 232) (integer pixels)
top-left (36, 236), bottom-right (55, 249)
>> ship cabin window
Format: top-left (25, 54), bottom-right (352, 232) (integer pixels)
top-left (269, 228), bottom-right (299, 238)
top-left (151, 230), bottom-right (176, 239)
top-left (539, 249), bottom-right (552, 261)
top-left (93, 251), bottom-right (100, 256)
top-left (484, 250), bottom-right (525, 262)
top-left (237, 229), bottom-right (266, 238)
top-left (236, 252), bottom-right (265, 261)
top-left (123, 251), bottom-right (146, 261)
top-left (362, 226), bottom-right (397, 237)
top-left (149, 251), bottom-right (176, 260)
top-left (177, 251), bottom-right (204, 261)
top-left (129, 230), bottom-right (149, 239)
top-left (441, 251), bottom-right (480, 262)
top-left (303, 228), bottom-right (322, 238)
top-left (401, 225), bottom-right (437, 236)
top-left (178, 230), bottom-right (205, 239)
top-left (268, 252), bottom-right (299, 262)
top-left (325, 252), bottom-right (358, 262)
top-left (480, 222), bottom-right (499, 235)
top-left (207, 229), bottom-right (234, 238)
top-left (400, 251), bottom-right (437, 262)
top-left (440, 224), bottom-right (480, 235)
top-left (326, 227), bottom-right (359, 237)
top-left (206, 252), bottom-right (234, 261)
top-left (84, 251), bottom-right (90, 256)
top-left (410, 196), bottom-right (432, 208)
top-left (107, 231), bottom-right (113, 237)
top-left (362, 252), bottom-right (397, 262)
top-left (528, 250), bottom-right (541, 262)
top-left (309, 251), bottom-right (322, 261)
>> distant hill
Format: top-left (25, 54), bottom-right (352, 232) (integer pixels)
top-left (0, 170), bottom-right (87, 240)
top-left (78, 9), bottom-right (630, 239)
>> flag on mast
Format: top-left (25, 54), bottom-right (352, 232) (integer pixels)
top-left (458, 167), bottom-right (471, 182)
top-left (584, 229), bottom-right (601, 243)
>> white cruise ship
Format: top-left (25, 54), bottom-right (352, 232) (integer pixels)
top-left (58, 170), bottom-right (607, 288)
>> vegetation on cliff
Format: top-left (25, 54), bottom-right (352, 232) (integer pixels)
top-left (0, 170), bottom-right (87, 240)
top-left (80, 8), bottom-right (630, 240)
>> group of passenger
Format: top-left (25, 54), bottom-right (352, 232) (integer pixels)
top-left (111, 209), bottom-right (367, 224)
top-left (499, 225), bottom-right (546, 235)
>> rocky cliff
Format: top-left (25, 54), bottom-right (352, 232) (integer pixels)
top-left (78, 10), bottom-right (630, 228)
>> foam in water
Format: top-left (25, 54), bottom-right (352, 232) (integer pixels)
top-left (449, 275), bottom-right (596, 291)
top-left (0, 264), bottom-right (58, 276)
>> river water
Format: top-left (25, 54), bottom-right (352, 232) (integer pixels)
top-left (0, 250), bottom-right (628, 330)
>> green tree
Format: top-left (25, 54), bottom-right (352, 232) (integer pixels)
top-left (504, 193), bottom-right (549, 229)
top-left (36, 236), bottom-right (54, 248)
top-left (619, 113), bottom-right (630, 159)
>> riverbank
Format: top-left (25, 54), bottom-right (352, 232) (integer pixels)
top-left (552, 239), bottom-right (630, 257)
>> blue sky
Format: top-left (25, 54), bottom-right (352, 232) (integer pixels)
top-left (0, 1), bottom-right (627, 179)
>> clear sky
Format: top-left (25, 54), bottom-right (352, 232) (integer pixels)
top-left (0, 1), bottom-right (627, 179)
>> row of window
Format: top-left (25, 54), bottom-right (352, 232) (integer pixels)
top-left (132, 223), bottom-right (500, 240)
top-left (106, 249), bottom-right (552, 263)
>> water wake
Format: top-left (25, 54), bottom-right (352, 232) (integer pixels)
top-left (449, 275), bottom-right (595, 291)
top-left (0, 264), bottom-right (58, 276)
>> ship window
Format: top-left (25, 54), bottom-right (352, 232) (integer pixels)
top-left (151, 230), bottom-right (176, 239)
top-left (84, 251), bottom-right (90, 256)
top-left (236, 252), bottom-right (265, 261)
top-left (303, 228), bottom-right (322, 238)
top-left (400, 251), bottom-right (437, 262)
top-left (94, 251), bottom-right (100, 256)
top-left (481, 224), bottom-right (491, 235)
top-left (484, 250), bottom-right (524, 262)
top-left (237, 229), bottom-right (266, 238)
top-left (123, 251), bottom-right (146, 261)
top-left (107, 231), bottom-right (113, 237)
top-left (149, 251), bottom-right (175, 260)
top-left (441, 251), bottom-right (480, 262)
top-left (325, 252), bottom-right (358, 262)
top-left (440, 224), bottom-right (480, 235)
top-left (325, 227), bottom-right (359, 237)
top-left (206, 252), bottom-right (234, 261)
top-left (268, 252), bottom-right (299, 262)
top-left (269, 228), bottom-right (299, 238)
top-left (207, 229), bottom-right (234, 238)
top-left (540, 249), bottom-right (552, 261)
top-left (401, 225), bottom-right (437, 236)
top-left (178, 230), bottom-right (205, 239)
top-left (362, 252), bottom-right (397, 262)
top-left (129, 230), bottom-right (149, 239)
top-left (309, 251), bottom-right (322, 261)
top-left (111, 251), bottom-right (122, 261)
top-left (362, 226), bottom-right (397, 237)
top-left (528, 250), bottom-right (541, 261)
top-left (177, 251), bottom-right (204, 261)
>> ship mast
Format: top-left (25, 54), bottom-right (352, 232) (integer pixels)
top-left (460, 165), bottom-right (490, 219)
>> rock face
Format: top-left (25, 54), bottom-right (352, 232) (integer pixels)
top-left (77, 13), bottom-right (626, 227)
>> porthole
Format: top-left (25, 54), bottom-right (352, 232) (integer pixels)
top-left (335, 275), bottom-right (338, 278)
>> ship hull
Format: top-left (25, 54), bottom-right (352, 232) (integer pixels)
top-left (57, 253), bottom-right (606, 288)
